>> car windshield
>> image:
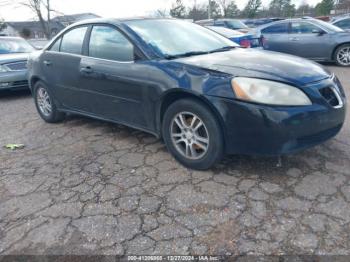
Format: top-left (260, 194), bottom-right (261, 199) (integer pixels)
top-left (313, 19), bottom-right (344, 32)
top-left (207, 26), bottom-right (243, 38)
top-left (0, 38), bottom-right (35, 54)
top-left (125, 19), bottom-right (237, 58)
top-left (225, 20), bottom-right (249, 29)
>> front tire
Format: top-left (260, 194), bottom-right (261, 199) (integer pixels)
top-left (334, 44), bottom-right (350, 67)
top-left (162, 99), bottom-right (224, 170)
top-left (34, 81), bottom-right (65, 123)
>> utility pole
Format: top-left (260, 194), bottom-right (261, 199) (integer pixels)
top-left (208, 0), bottom-right (211, 19)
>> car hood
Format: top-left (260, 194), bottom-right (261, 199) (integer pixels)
top-left (175, 48), bottom-right (331, 86)
top-left (0, 53), bottom-right (29, 65)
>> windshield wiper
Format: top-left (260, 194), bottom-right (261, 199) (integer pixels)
top-left (209, 46), bottom-right (236, 54)
top-left (164, 51), bottom-right (209, 59)
top-left (164, 46), bottom-right (236, 60)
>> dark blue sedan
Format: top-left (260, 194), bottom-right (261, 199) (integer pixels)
top-left (206, 26), bottom-right (263, 48)
top-left (27, 18), bottom-right (346, 170)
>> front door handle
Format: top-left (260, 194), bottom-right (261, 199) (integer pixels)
top-left (43, 60), bottom-right (52, 66)
top-left (80, 66), bottom-right (93, 74)
top-left (289, 37), bottom-right (299, 41)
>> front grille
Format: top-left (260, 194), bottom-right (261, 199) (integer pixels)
top-left (319, 86), bottom-right (341, 107)
top-left (5, 61), bottom-right (27, 71)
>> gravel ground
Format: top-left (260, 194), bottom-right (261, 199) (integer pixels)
top-left (0, 65), bottom-right (349, 256)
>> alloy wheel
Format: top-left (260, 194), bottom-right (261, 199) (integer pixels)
top-left (170, 112), bottom-right (210, 160)
top-left (337, 46), bottom-right (350, 66)
top-left (36, 87), bottom-right (52, 117)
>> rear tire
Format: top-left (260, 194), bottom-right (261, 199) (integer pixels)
top-left (34, 81), bottom-right (65, 123)
top-left (162, 98), bottom-right (224, 170)
top-left (334, 44), bottom-right (350, 67)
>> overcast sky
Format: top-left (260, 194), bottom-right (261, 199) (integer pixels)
top-left (0, 0), bottom-right (322, 21)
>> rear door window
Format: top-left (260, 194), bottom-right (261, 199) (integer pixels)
top-left (88, 26), bottom-right (134, 62)
top-left (261, 23), bottom-right (289, 34)
top-left (60, 27), bottom-right (88, 55)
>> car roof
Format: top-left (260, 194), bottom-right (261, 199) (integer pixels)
top-left (71, 17), bottom-right (175, 27)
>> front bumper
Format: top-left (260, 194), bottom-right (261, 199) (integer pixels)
top-left (206, 78), bottom-right (346, 156)
top-left (0, 71), bottom-right (29, 91)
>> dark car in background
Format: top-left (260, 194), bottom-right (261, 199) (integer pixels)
top-left (207, 26), bottom-right (263, 48)
top-left (196, 18), bottom-right (250, 33)
top-left (27, 18), bottom-right (346, 170)
top-left (0, 37), bottom-right (35, 91)
top-left (332, 17), bottom-right (350, 31)
top-left (243, 18), bottom-right (285, 28)
top-left (256, 18), bottom-right (350, 66)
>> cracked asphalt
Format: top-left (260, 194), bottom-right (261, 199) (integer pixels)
top-left (0, 65), bottom-right (349, 256)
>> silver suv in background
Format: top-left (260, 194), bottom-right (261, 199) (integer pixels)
top-left (255, 18), bottom-right (350, 66)
top-left (0, 37), bottom-right (35, 91)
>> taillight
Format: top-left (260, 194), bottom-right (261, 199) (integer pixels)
top-left (261, 36), bottom-right (267, 47)
top-left (240, 39), bottom-right (251, 48)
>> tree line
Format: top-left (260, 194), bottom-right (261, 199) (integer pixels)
top-left (169, 0), bottom-right (350, 20)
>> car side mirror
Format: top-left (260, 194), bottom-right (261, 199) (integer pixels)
top-left (312, 29), bottom-right (325, 35)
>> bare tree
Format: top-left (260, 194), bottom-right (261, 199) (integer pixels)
top-left (217, 0), bottom-right (233, 17)
top-left (0, 18), bottom-right (7, 32)
top-left (155, 9), bottom-right (169, 17)
top-left (20, 0), bottom-right (53, 39)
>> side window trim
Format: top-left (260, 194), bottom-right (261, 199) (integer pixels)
top-left (47, 36), bottom-right (62, 52)
top-left (57, 37), bottom-right (62, 51)
top-left (82, 25), bottom-right (93, 56)
top-left (287, 22), bottom-right (292, 34)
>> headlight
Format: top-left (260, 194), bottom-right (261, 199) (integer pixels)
top-left (232, 77), bottom-right (312, 106)
top-left (0, 65), bottom-right (9, 73)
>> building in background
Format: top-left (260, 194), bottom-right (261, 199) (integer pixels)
top-left (52, 13), bottom-right (100, 26)
top-left (2, 21), bottom-right (64, 39)
top-left (0, 13), bottom-right (100, 39)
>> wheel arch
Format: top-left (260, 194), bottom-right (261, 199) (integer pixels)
top-left (157, 89), bottom-right (227, 146)
top-left (29, 76), bottom-right (42, 92)
top-left (332, 42), bottom-right (350, 60)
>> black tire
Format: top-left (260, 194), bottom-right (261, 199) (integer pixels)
top-left (162, 98), bottom-right (224, 170)
top-left (334, 44), bottom-right (350, 67)
top-left (33, 81), bottom-right (65, 123)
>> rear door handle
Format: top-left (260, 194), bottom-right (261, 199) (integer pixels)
top-left (43, 60), bottom-right (52, 66)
